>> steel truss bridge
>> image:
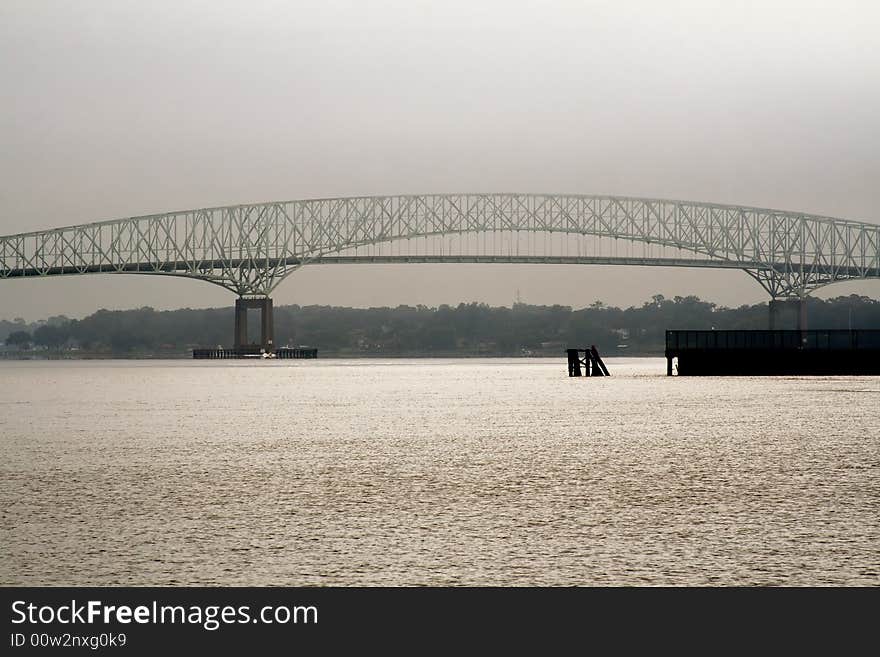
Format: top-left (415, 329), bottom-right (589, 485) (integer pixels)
top-left (2, 194), bottom-right (878, 347)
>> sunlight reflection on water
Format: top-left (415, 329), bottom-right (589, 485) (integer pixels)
top-left (1, 358), bottom-right (878, 585)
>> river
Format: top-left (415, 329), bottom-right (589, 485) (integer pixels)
top-left (1, 358), bottom-right (877, 585)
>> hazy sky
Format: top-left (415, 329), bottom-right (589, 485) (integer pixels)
top-left (1, 0), bottom-right (878, 320)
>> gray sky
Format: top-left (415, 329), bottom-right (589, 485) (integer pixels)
top-left (1, 0), bottom-right (878, 320)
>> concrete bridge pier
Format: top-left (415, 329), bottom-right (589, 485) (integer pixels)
top-left (798, 297), bottom-right (808, 332)
top-left (234, 296), bottom-right (274, 352)
top-left (768, 297), bottom-right (808, 331)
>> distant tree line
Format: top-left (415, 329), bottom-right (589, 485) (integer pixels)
top-left (2, 294), bottom-right (879, 357)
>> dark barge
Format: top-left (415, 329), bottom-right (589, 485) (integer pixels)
top-left (666, 329), bottom-right (880, 376)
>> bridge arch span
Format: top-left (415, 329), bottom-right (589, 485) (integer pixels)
top-left (1, 194), bottom-right (877, 301)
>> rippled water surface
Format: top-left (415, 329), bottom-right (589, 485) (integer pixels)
top-left (1, 358), bottom-right (878, 586)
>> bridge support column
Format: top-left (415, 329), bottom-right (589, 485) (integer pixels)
top-left (261, 297), bottom-right (274, 350)
top-left (768, 298), bottom-right (808, 331)
top-left (768, 299), bottom-right (781, 330)
top-left (234, 299), bottom-right (249, 348)
top-left (797, 297), bottom-right (808, 332)
top-left (233, 296), bottom-right (275, 353)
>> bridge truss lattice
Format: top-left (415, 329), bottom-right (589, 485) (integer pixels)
top-left (1, 194), bottom-right (878, 299)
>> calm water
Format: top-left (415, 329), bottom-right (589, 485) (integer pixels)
top-left (1, 358), bottom-right (878, 586)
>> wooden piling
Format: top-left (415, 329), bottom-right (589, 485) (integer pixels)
top-left (566, 346), bottom-right (610, 377)
top-left (566, 349), bottom-right (582, 376)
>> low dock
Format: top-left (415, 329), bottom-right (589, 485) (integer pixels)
top-left (193, 346), bottom-right (318, 359)
top-left (665, 329), bottom-right (880, 376)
